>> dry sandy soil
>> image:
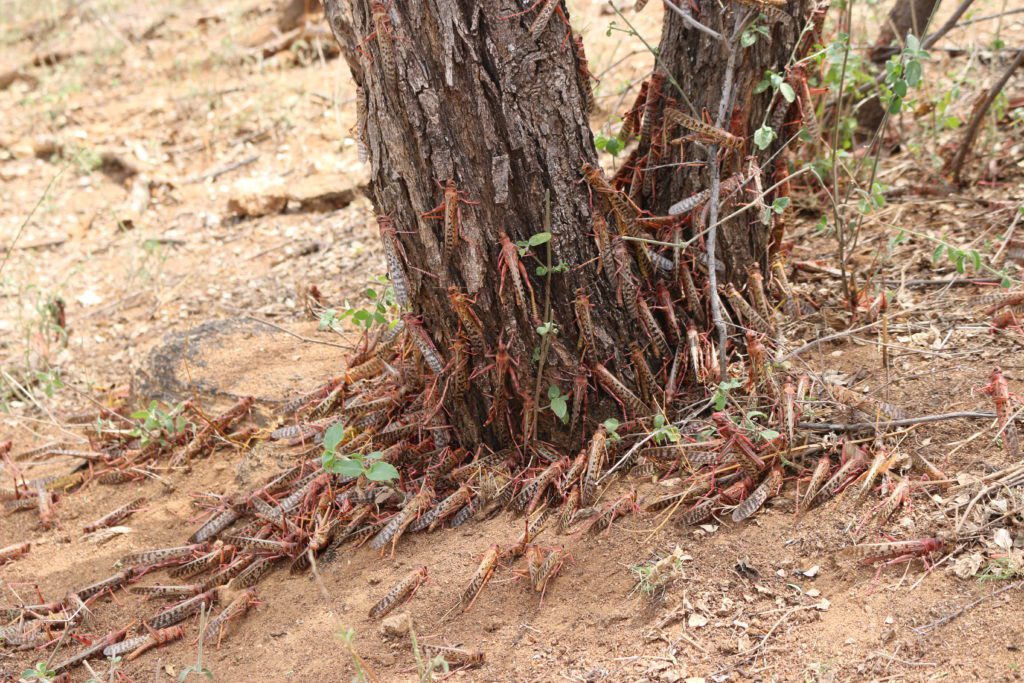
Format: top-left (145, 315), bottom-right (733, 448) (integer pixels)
top-left (2, 1), bottom-right (1024, 681)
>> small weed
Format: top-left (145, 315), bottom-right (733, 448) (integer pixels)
top-left (20, 662), bottom-right (56, 682)
top-left (603, 417), bottom-right (622, 442)
top-left (977, 557), bottom-right (1024, 582)
top-left (338, 626), bottom-right (378, 683)
top-left (321, 423), bottom-right (399, 483)
top-left (130, 400), bottom-right (189, 447)
top-left (546, 384), bottom-right (569, 424)
top-left (651, 414), bottom-right (681, 445)
top-left (179, 605), bottom-right (213, 681)
top-left (328, 276), bottom-right (399, 331)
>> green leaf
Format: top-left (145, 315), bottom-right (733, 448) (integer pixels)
top-left (779, 82), bottom-right (796, 103)
top-left (130, 410), bottom-right (149, 419)
top-left (905, 33), bottom-right (919, 52)
top-left (753, 125), bottom-right (777, 150)
top-left (550, 396), bottom-right (568, 421)
top-left (932, 243), bottom-right (944, 264)
top-left (741, 30), bottom-right (757, 48)
top-left (548, 385), bottom-right (562, 400)
top-left (323, 423), bottom-right (346, 453)
top-left (364, 287), bottom-right (377, 300)
top-left (536, 265), bottom-right (548, 276)
top-left (772, 197), bottom-right (790, 213)
top-left (604, 137), bottom-right (624, 156)
top-left (363, 450), bottom-right (383, 460)
top-left (905, 60), bottom-right (922, 87)
top-left (366, 461), bottom-right (400, 482)
top-left (336, 458), bottom-right (366, 478)
top-left (892, 80), bottom-right (908, 98)
top-left (529, 232), bottom-right (552, 247)
top-left (759, 429), bottom-right (781, 441)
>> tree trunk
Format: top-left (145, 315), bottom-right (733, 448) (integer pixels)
top-left (869, 0), bottom-right (941, 63)
top-left (323, 0), bottom-right (814, 453)
top-left (325, 0), bottom-right (639, 451)
top-left (632, 1), bottom-right (815, 284)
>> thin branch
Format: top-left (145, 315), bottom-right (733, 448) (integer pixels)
top-left (705, 13), bottom-right (746, 379)
top-left (922, 0), bottom-right (978, 50)
top-left (661, 0), bottom-right (722, 41)
top-left (798, 411), bottom-right (999, 432)
top-left (0, 166), bottom-right (66, 277)
top-left (949, 48), bottom-right (1024, 183)
top-left (911, 579), bottom-right (1024, 636)
top-left (245, 316), bottom-right (355, 350)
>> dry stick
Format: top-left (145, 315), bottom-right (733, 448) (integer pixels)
top-left (706, 14), bottom-right (746, 379)
top-left (0, 166), bottom-right (66, 276)
top-left (245, 315), bottom-right (354, 350)
top-left (949, 48), bottom-right (1024, 183)
top-left (911, 579), bottom-right (1024, 636)
top-left (991, 202), bottom-right (1024, 264)
top-left (798, 411), bottom-right (998, 432)
top-left (661, 0), bottom-right (722, 41)
top-left (921, 0), bottom-right (978, 50)
top-left (957, 6), bottom-right (1024, 28)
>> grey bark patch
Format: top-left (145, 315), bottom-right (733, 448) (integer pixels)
top-left (492, 155), bottom-right (510, 204)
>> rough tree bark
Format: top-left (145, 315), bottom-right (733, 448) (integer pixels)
top-left (636, 0), bottom-right (815, 283)
top-left (323, 0), bottom-right (813, 453)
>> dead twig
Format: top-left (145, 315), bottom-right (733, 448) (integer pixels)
top-left (911, 579), bottom-right (1024, 635)
top-left (799, 411), bottom-right (999, 432)
top-left (948, 48), bottom-right (1024, 183)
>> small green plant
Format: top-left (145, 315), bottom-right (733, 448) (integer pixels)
top-left (753, 124), bottom-right (777, 150)
top-left (536, 321), bottom-right (558, 337)
top-left (651, 414), bottom-right (681, 445)
top-left (535, 261), bottom-right (568, 276)
top-left (321, 423), bottom-right (399, 483)
top-left (977, 557), bottom-right (1024, 582)
top-left (741, 16), bottom-right (770, 48)
top-left (515, 230), bottom-right (552, 257)
top-left (130, 400), bottom-right (188, 447)
top-left (333, 276), bottom-right (400, 330)
top-left (546, 385), bottom-right (569, 424)
top-left (881, 33), bottom-right (929, 114)
top-left (338, 626), bottom-right (377, 683)
top-left (179, 606), bottom-right (214, 681)
top-left (21, 662), bottom-right (56, 682)
top-left (711, 378), bottom-right (742, 411)
top-left (736, 410), bottom-right (781, 442)
top-left (594, 132), bottom-right (625, 157)
top-left (603, 417), bottom-right (622, 442)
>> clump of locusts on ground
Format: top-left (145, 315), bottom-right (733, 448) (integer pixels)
top-left (1, 0), bottom-right (1024, 680)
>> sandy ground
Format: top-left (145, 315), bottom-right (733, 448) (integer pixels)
top-left (2, 0), bottom-right (1024, 681)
